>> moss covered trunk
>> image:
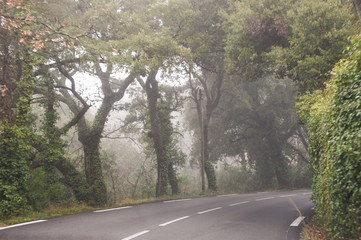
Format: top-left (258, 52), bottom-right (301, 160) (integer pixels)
top-left (203, 119), bottom-right (217, 191)
top-left (145, 70), bottom-right (168, 197)
top-left (82, 136), bottom-right (107, 206)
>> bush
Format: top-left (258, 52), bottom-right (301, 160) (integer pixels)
top-left (298, 33), bottom-right (361, 239)
top-left (217, 166), bottom-right (254, 193)
top-left (27, 168), bottom-right (73, 211)
top-left (0, 124), bottom-right (31, 219)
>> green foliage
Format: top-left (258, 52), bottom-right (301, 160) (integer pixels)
top-left (298, 33), bottom-right (361, 239)
top-left (222, 0), bottom-right (290, 76)
top-left (0, 124), bottom-right (31, 219)
top-left (27, 168), bottom-right (72, 211)
top-left (210, 74), bottom-right (305, 190)
top-left (0, 48), bottom-right (36, 219)
top-left (217, 166), bottom-right (253, 193)
top-left (268, 0), bottom-right (357, 92)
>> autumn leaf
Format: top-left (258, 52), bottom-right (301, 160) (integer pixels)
top-left (33, 40), bottom-right (45, 50)
top-left (21, 30), bottom-right (32, 36)
top-left (1, 85), bottom-right (8, 97)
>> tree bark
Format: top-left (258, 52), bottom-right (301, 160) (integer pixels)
top-left (189, 65), bottom-right (224, 192)
top-left (353, 0), bottom-right (361, 24)
top-left (144, 69), bottom-right (169, 197)
top-left (55, 156), bottom-right (90, 202)
top-left (203, 118), bottom-right (217, 191)
top-left (56, 62), bottom-right (135, 206)
top-left (195, 91), bottom-right (206, 192)
top-left (81, 136), bottom-right (107, 205)
top-left (168, 163), bottom-right (178, 195)
top-left (0, 31), bottom-right (15, 123)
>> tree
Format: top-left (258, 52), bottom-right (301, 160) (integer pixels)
top-left (222, 0), bottom-right (290, 77)
top-left (0, 0), bottom-right (44, 218)
top-left (33, 0), bottom-right (157, 205)
top-left (173, 0), bottom-right (230, 191)
top-left (121, 0), bottom-right (190, 197)
top-left (210, 74), bottom-right (308, 189)
top-left (267, 0), bottom-right (357, 92)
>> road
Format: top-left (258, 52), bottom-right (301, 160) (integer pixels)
top-left (0, 190), bottom-right (313, 240)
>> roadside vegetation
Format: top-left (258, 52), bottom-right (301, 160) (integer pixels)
top-left (1, 1), bottom-right (360, 239)
top-left (299, 33), bottom-right (361, 240)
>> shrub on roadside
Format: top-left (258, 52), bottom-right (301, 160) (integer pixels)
top-left (298, 33), bottom-right (361, 239)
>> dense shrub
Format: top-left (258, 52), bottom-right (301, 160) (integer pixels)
top-left (0, 125), bottom-right (31, 219)
top-left (217, 166), bottom-right (254, 193)
top-left (27, 168), bottom-right (73, 211)
top-left (298, 33), bottom-right (361, 239)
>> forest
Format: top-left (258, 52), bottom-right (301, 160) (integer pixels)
top-left (0, 0), bottom-right (360, 239)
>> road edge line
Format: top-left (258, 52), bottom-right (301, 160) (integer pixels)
top-left (94, 206), bottom-right (132, 213)
top-left (290, 216), bottom-right (305, 227)
top-left (0, 220), bottom-right (47, 231)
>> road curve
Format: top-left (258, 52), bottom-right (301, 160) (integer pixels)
top-left (0, 190), bottom-right (313, 240)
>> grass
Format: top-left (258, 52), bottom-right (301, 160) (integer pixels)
top-left (0, 191), bottom-right (220, 227)
top-left (0, 204), bottom-right (96, 227)
top-left (300, 218), bottom-right (328, 240)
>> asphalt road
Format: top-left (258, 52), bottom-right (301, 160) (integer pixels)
top-left (0, 190), bottom-right (313, 240)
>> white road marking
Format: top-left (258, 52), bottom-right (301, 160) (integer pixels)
top-left (280, 194), bottom-right (297, 198)
top-left (217, 194), bottom-right (238, 197)
top-left (94, 206), bottom-right (132, 213)
top-left (159, 216), bottom-right (189, 227)
top-left (197, 207), bottom-right (222, 215)
top-left (256, 197), bottom-right (275, 201)
top-left (163, 199), bottom-right (191, 203)
top-left (229, 201), bottom-right (249, 206)
top-left (121, 230), bottom-right (150, 240)
top-left (0, 220), bottom-right (47, 231)
top-left (302, 192), bottom-right (312, 195)
top-left (290, 216), bottom-right (305, 227)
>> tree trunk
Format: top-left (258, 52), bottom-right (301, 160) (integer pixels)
top-left (266, 130), bottom-right (289, 189)
top-left (56, 64), bottom-right (135, 206)
top-left (0, 31), bottom-right (15, 123)
top-left (145, 70), bottom-right (168, 197)
top-left (82, 136), bottom-right (107, 205)
top-left (195, 90), bottom-right (206, 192)
top-left (203, 119), bottom-right (217, 191)
top-left (55, 156), bottom-right (90, 202)
top-left (353, 0), bottom-right (361, 24)
top-left (168, 163), bottom-right (178, 195)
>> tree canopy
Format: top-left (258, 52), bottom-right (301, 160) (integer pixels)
top-left (1, 3), bottom-right (360, 239)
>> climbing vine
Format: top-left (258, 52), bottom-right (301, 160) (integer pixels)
top-left (0, 50), bottom-right (36, 218)
top-left (298, 33), bottom-right (361, 239)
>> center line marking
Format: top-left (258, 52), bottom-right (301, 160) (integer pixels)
top-left (163, 199), bottom-right (191, 203)
top-left (302, 192), bottom-right (312, 195)
top-left (229, 201), bottom-right (249, 206)
top-left (197, 207), bottom-right (222, 214)
top-left (256, 197), bottom-right (275, 201)
top-left (94, 206), bottom-right (132, 213)
top-left (0, 220), bottom-right (47, 231)
top-left (121, 230), bottom-right (150, 240)
top-left (159, 216), bottom-right (189, 226)
top-left (280, 194), bottom-right (296, 198)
